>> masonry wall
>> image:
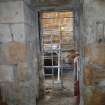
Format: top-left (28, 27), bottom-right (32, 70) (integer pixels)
top-left (0, 0), bottom-right (38, 105)
top-left (81, 0), bottom-right (105, 105)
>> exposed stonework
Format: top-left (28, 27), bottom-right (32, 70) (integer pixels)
top-left (0, 0), bottom-right (38, 105)
top-left (84, 65), bottom-right (93, 86)
top-left (0, 0), bottom-right (105, 105)
top-left (81, 0), bottom-right (105, 105)
top-left (85, 43), bottom-right (105, 64)
top-left (84, 87), bottom-right (105, 105)
top-left (0, 41), bottom-right (27, 64)
top-left (33, 0), bottom-right (80, 7)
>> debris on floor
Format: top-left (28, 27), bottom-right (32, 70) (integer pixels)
top-left (37, 73), bottom-right (75, 105)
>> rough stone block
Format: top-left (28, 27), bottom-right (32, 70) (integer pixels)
top-left (24, 24), bottom-right (35, 43)
top-left (0, 24), bottom-right (12, 43)
top-left (85, 43), bottom-right (105, 64)
top-left (24, 0), bottom-right (32, 5)
top-left (84, 65), bottom-right (94, 86)
top-left (15, 81), bottom-right (36, 105)
top-left (84, 87), bottom-right (105, 105)
top-left (0, 41), bottom-right (27, 64)
top-left (0, 82), bottom-right (17, 103)
top-left (24, 3), bottom-right (34, 26)
top-left (0, 24), bottom-right (26, 43)
top-left (0, 1), bottom-right (24, 23)
top-left (84, 64), bottom-right (105, 86)
top-left (17, 63), bottom-right (32, 81)
top-left (11, 24), bottom-right (26, 43)
top-left (0, 65), bottom-right (14, 81)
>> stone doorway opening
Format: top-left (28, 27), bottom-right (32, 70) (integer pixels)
top-left (37, 11), bottom-right (79, 105)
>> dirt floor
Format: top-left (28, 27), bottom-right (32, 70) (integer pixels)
top-left (37, 72), bottom-right (75, 105)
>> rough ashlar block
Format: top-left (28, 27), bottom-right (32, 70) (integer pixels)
top-left (17, 63), bottom-right (32, 81)
top-left (0, 41), bottom-right (27, 64)
top-left (0, 65), bottom-right (14, 82)
top-left (0, 1), bottom-right (24, 23)
top-left (0, 24), bottom-right (12, 43)
top-left (24, 2), bottom-right (34, 26)
top-left (11, 24), bottom-right (26, 43)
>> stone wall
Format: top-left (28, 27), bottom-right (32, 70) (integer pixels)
top-left (33, 0), bottom-right (80, 7)
top-left (0, 0), bottom-right (38, 105)
top-left (81, 0), bottom-right (105, 105)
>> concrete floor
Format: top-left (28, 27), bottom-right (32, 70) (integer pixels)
top-left (37, 72), bottom-right (75, 105)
